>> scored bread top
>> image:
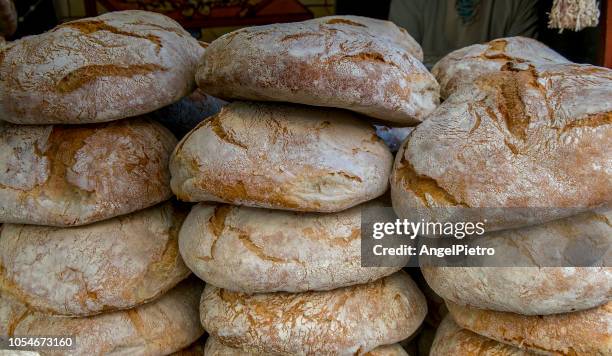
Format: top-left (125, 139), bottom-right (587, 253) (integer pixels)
top-left (0, 10), bottom-right (205, 124)
top-left (196, 16), bottom-right (438, 125)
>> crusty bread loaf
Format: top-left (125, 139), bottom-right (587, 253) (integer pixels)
top-left (149, 89), bottom-right (227, 138)
top-left (169, 337), bottom-right (205, 356)
top-left (0, 279), bottom-right (205, 356)
top-left (421, 210), bottom-right (612, 315)
top-left (0, 0), bottom-right (16, 37)
top-left (391, 63), bottom-right (612, 231)
top-left (431, 316), bottom-right (533, 356)
top-left (195, 16), bottom-right (438, 125)
top-left (201, 271), bottom-right (426, 355)
top-left (0, 118), bottom-right (176, 226)
top-left (0, 10), bottom-right (204, 124)
top-left (204, 337), bottom-right (409, 355)
top-left (179, 201), bottom-right (403, 293)
top-left (447, 301), bottom-right (612, 356)
top-left (432, 37), bottom-right (570, 99)
top-left (171, 102), bottom-right (393, 212)
top-left (0, 202), bottom-right (191, 316)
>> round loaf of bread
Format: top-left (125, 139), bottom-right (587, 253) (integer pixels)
top-left (431, 316), bottom-right (533, 356)
top-left (201, 271), bottom-right (426, 355)
top-left (0, 118), bottom-right (176, 226)
top-left (170, 102), bottom-right (393, 212)
top-left (0, 0), bottom-right (16, 37)
top-left (0, 202), bottom-right (191, 316)
top-left (421, 210), bottom-right (612, 315)
top-left (0, 279), bottom-right (205, 356)
top-left (447, 301), bottom-right (612, 355)
top-left (391, 63), bottom-right (612, 231)
top-left (195, 16), bottom-right (439, 125)
top-left (0, 10), bottom-right (204, 124)
top-left (432, 36), bottom-right (569, 99)
top-left (170, 337), bottom-right (205, 356)
top-left (204, 337), bottom-right (409, 355)
top-left (179, 201), bottom-right (404, 293)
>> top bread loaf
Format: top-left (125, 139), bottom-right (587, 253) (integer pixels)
top-left (196, 15), bottom-right (439, 125)
top-left (0, 10), bottom-right (204, 124)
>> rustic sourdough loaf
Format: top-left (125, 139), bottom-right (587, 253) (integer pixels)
top-left (179, 201), bottom-right (403, 293)
top-left (200, 271), bottom-right (426, 355)
top-left (0, 202), bottom-right (190, 316)
top-left (421, 210), bottom-right (612, 315)
top-left (0, 118), bottom-right (176, 226)
top-left (447, 301), bottom-right (612, 356)
top-left (432, 37), bottom-right (569, 99)
top-left (195, 16), bottom-right (439, 125)
top-left (0, 10), bottom-right (204, 124)
top-left (391, 63), bottom-right (612, 231)
top-left (204, 337), bottom-right (409, 356)
top-left (431, 316), bottom-right (533, 356)
top-left (0, 279), bottom-right (205, 356)
top-left (170, 102), bottom-right (393, 212)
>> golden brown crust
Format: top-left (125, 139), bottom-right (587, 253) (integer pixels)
top-left (200, 271), bottom-right (427, 355)
top-left (195, 16), bottom-right (438, 125)
top-left (0, 10), bottom-right (204, 124)
top-left (391, 63), bottom-right (612, 231)
top-left (179, 201), bottom-right (403, 293)
top-left (431, 316), bottom-right (534, 356)
top-left (447, 301), bottom-right (612, 356)
top-left (0, 279), bottom-right (205, 356)
top-left (0, 202), bottom-right (191, 316)
top-left (170, 102), bottom-right (393, 212)
top-left (432, 37), bottom-right (570, 99)
top-left (0, 118), bottom-right (177, 226)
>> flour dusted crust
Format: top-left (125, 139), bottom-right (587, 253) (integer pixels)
top-left (195, 16), bottom-right (438, 125)
top-left (170, 102), bottom-right (393, 212)
top-left (0, 279), bottom-right (205, 356)
top-left (447, 301), bottom-right (612, 356)
top-left (0, 202), bottom-right (190, 316)
top-left (179, 201), bottom-right (403, 293)
top-left (0, 0), bottom-right (16, 37)
top-left (201, 271), bottom-right (426, 355)
top-left (391, 63), bottom-right (612, 231)
top-left (431, 316), bottom-right (533, 356)
top-left (421, 210), bottom-right (612, 315)
top-left (0, 118), bottom-right (176, 226)
top-left (432, 37), bottom-right (570, 99)
top-left (0, 10), bottom-right (204, 124)
top-left (204, 337), bottom-right (409, 355)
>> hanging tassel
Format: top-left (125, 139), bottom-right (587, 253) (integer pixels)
top-left (548, 0), bottom-right (600, 33)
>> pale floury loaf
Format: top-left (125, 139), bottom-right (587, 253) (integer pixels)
top-left (447, 301), bottom-right (612, 356)
top-left (0, 202), bottom-right (190, 316)
top-left (0, 279), bottom-right (205, 356)
top-left (421, 210), bottom-right (612, 315)
top-left (391, 63), bottom-right (612, 231)
top-left (195, 16), bottom-right (439, 125)
top-left (204, 337), bottom-right (409, 356)
top-left (0, 10), bottom-right (204, 124)
top-left (430, 316), bottom-right (533, 356)
top-left (0, 118), bottom-right (176, 226)
top-left (170, 102), bottom-right (393, 212)
top-left (179, 201), bottom-right (404, 293)
top-left (432, 37), bottom-right (570, 99)
top-left (200, 271), bottom-right (427, 355)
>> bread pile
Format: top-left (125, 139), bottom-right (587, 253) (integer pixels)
top-left (169, 15), bottom-right (439, 354)
top-left (0, 11), bottom-right (206, 355)
top-left (390, 37), bottom-right (611, 355)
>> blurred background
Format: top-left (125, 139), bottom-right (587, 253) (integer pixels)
top-left (5, 0), bottom-right (612, 67)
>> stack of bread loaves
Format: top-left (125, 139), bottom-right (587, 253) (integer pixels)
top-left (0, 10), bottom-right (207, 355)
top-left (391, 37), bottom-right (612, 354)
top-left (170, 15), bottom-right (440, 354)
